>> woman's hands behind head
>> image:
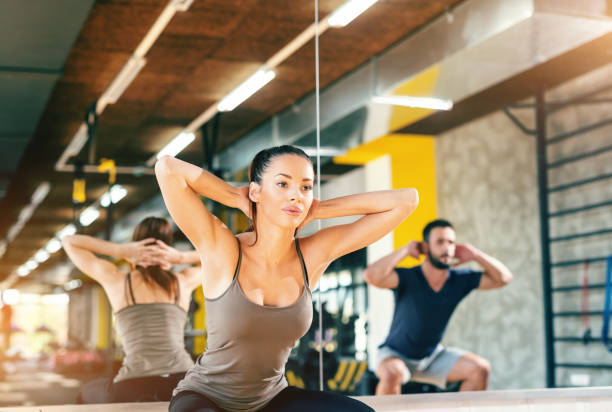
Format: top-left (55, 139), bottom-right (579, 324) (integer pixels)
top-left (237, 186), bottom-right (252, 219)
top-left (122, 238), bottom-right (157, 264)
top-left (125, 239), bottom-right (173, 270)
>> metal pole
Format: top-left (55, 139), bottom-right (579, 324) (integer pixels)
top-left (314, 0), bottom-right (323, 392)
top-left (536, 90), bottom-right (555, 388)
top-left (105, 185), bottom-right (115, 376)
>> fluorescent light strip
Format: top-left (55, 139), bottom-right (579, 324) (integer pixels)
top-left (2, 181), bottom-right (52, 254)
top-left (156, 132), bottom-right (196, 159)
top-left (31, 182), bottom-right (51, 205)
top-left (6, 222), bottom-right (24, 242)
top-left (55, 124), bottom-right (88, 170)
top-left (147, 5), bottom-right (341, 165)
top-left (102, 0), bottom-right (193, 110)
top-left (217, 69), bottom-right (276, 112)
top-left (34, 250), bottom-right (50, 263)
top-left (134, 5), bottom-right (177, 58)
top-left (100, 185), bottom-right (128, 207)
top-left (18, 205), bottom-right (35, 223)
top-left (372, 95), bottom-right (454, 111)
top-left (79, 207), bottom-right (101, 227)
top-left (12, 181), bottom-right (130, 279)
top-left (170, 0), bottom-right (195, 12)
top-left (101, 56), bottom-right (147, 105)
top-left (25, 260), bottom-right (38, 271)
top-left (56, 224), bottom-right (77, 240)
top-left (297, 146), bottom-right (346, 157)
top-left (45, 238), bottom-right (62, 254)
top-left (150, 68), bottom-right (276, 162)
top-left (56, 0), bottom-right (194, 172)
top-left (2, 289), bottom-right (19, 305)
top-left (66, 124), bottom-right (88, 156)
top-left (328, 0), bottom-right (378, 27)
top-left (64, 279), bottom-right (83, 291)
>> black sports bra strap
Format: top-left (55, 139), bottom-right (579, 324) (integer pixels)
top-left (233, 236), bottom-right (242, 281)
top-left (126, 272), bottom-right (136, 305)
top-left (295, 238), bottom-right (309, 288)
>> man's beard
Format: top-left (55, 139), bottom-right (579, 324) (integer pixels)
top-left (428, 251), bottom-right (451, 270)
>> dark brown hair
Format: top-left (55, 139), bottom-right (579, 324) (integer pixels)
top-left (131, 217), bottom-right (177, 297)
top-left (423, 219), bottom-right (454, 243)
top-left (247, 145), bottom-right (313, 240)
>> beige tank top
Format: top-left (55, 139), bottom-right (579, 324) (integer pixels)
top-left (114, 274), bottom-right (194, 382)
top-left (173, 237), bottom-right (313, 412)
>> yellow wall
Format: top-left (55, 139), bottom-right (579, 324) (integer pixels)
top-left (390, 137), bottom-right (437, 267)
top-left (332, 62), bottom-right (442, 266)
top-left (96, 286), bottom-right (110, 349)
top-left (335, 135), bottom-right (437, 267)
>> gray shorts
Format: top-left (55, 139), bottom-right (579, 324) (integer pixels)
top-left (375, 345), bottom-right (466, 389)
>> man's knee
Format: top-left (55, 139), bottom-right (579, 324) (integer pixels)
top-left (377, 357), bottom-right (408, 385)
top-left (466, 356), bottom-right (490, 381)
top-left (475, 357), bottom-right (491, 379)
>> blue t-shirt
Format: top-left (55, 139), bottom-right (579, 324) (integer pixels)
top-left (381, 265), bottom-right (482, 359)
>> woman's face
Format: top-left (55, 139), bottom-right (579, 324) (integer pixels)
top-left (251, 154), bottom-right (314, 229)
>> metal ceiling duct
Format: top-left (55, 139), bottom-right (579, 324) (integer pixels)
top-left (216, 0), bottom-right (612, 174)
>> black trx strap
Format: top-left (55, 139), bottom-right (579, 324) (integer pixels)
top-left (98, 159), bottom-right (116, 241)
top-left (72, 161), bottom-right (85, 231)
top-left (86, 101), bottom-right (98, 165)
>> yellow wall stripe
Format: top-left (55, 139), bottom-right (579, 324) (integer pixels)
top-left (350, 361), bottom-right (369, 391)
top-left (193, 286), bottom-right (206, 354)
top-left (334, 135), bottom-right (437, 268)
top-left (339, 360), bottom-right (358, 391)
top-left (97, 286), bottom-right (110, 349)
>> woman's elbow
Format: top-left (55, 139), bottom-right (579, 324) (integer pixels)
top-left (501, 270), bottom-right (514, 286)
top-left (155, 155), bottom-right (175, 179)
top-left (399, 188), bottom-right (419, 212)
top-left (363, 269), bottom-right (375, 285)
top-left (407, 188), bottom-right (419, 207)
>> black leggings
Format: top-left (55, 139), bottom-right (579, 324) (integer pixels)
top-left (77, 372), bottom-right (186, 403)
top-left (169, 386), bottom-right (374, 412)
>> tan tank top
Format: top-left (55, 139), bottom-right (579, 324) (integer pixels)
top-left (173, 237), bottom-right (313, 412)
top-left (114, 273), bottom-right (193, 382)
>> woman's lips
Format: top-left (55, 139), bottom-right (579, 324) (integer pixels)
top-left (282, 207), bottom-right (302, 216)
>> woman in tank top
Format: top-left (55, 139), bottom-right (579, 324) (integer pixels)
top-left (61, 216), bottom-right (202, 403)
top-left (156, 145), bottom-right (419, 412)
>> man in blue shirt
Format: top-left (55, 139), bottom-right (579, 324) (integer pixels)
top-left (364, 219), bottom-right (513, 394)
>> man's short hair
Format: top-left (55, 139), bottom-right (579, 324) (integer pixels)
top-left (423, 219), bottom-right (454, 243)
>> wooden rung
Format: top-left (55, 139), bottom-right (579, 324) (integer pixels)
top-left (1, 387), bottom-right (611, 411)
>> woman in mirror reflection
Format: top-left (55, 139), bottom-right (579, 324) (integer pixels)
top-left (62, 217), bottom-right (202, 403)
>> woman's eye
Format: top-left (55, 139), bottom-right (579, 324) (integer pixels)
top-left (303, 185), bottom-right (313, 191)
top-left (277, 182), bottom-right (287, 188)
